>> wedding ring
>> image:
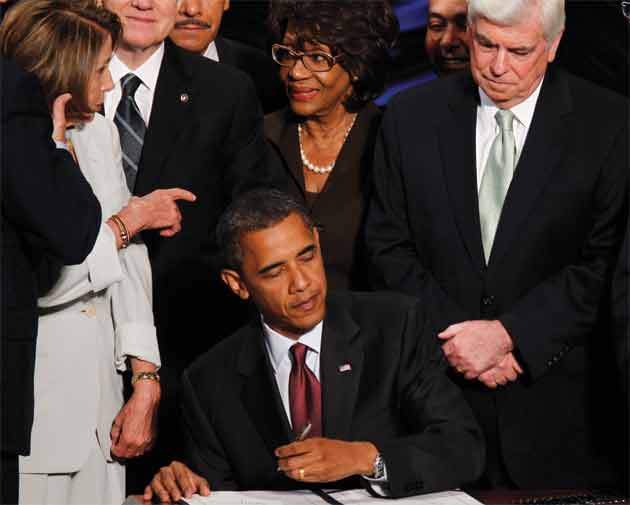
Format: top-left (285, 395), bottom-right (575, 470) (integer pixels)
top-left (299, 468), bottom-right (305, 480)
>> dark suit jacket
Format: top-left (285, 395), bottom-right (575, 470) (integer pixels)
top-left (265, 104), bottom-right (381, 290)
top-left (1, 58), bottom-right (101, 455)
top-left (365, 66), bottom-right (628, 488)
top-left (215, 36), bottom-right (286, 115)
top-left (180, 291), bottom-right (484, 498)
top-left (133, 41), bottom-right (280, 372)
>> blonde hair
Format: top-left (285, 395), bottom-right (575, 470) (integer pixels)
top-left (0, 0), bottom-right (121, 118)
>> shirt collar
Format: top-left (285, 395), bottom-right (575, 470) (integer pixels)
top-left (478, 75), bottom-right (544, 130)
top-left (203, 40), bottom-right (219, 62)
top-left (109, 42), bottom-right (165, 93)
top-left (262, 318), bottom-right (323, 372)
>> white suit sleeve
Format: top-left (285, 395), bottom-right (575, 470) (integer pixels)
top-left (106, 121), bottom-right (160, 371)
top-left (38, 222), bottom-right (123, 308)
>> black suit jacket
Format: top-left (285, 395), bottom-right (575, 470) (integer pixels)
top-left (133, 41), bottom-right (281, 371)
top-left (264, 104), bottom-right (381, 290)
top-left (1, 58), bottom-right (101, 454)
top-left (215, 36), bottom-right (286, 115)
top-left (365, 67), bottom-right (628, 488)
top-left (180, 291), bottom-right (484, 497)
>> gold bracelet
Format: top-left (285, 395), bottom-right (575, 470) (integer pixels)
top-left (110, 214), bottom-right (130, 248)
top-left (131, 371), bottom-right (160, 386)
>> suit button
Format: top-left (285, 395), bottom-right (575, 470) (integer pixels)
top-left (547, 360), bottom-right (553, 367)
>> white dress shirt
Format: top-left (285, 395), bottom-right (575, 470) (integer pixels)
top-left (203, 40), bottom-right (219, 62)
top-left (262, 318), bottom-right (388, 490)
top-left (263, 319), bottom-right (322, 429)
top-left (104, 43), bottom-right (165, 125)
top-left (475, 77), bottom-right (544, 190)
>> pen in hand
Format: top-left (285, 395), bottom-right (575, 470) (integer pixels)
top-left (277, 421), bottom-right (313, 472)
top-left (295, 421), bottom-right (312, 442)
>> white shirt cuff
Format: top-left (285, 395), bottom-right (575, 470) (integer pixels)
top-left (362, 461), bottom-right (390, 497)
top-left (115, 321), bottom-right (161, 371)
top-left (87, 223), bottom-right (123, 292)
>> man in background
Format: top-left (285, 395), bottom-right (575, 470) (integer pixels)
top-left (424, 0), bottom-right (470, 76)
top-left (169, 0), bottom-right (286, 113)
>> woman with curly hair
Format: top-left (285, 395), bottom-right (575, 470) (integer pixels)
top-left (266, 0), bottom-right (398, 290)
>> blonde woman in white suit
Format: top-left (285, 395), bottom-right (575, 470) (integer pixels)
top-left (0, 1), bottom-right (196, 503)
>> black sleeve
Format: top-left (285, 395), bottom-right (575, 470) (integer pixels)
top-left (1, 60), bottom-right (101, 265)
top-left (221, 72), bottom-right (285, 201)
top-left (380, 301), bottom-right (485, 497)
top-left (180, 370), bottom-right (238, 490)
top-left (364, 105), bottom-right (467, 330)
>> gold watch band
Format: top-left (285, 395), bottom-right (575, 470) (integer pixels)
top-left (131, 371), bottom-right (160, 386)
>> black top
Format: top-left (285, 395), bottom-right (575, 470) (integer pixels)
top-left (264, 103), bottom-right (382, 291)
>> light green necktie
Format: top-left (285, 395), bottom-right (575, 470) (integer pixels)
top-left (478, 109), bottom-right (516, 263)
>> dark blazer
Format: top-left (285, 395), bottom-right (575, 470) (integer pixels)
top-left (215, 36), bottom-right (286, 115)
top-left (365, 66), bottom-right (628, 488)
top-left (133, 41), bottom-right (280, 371)
top-left (265, 104), bottom-right (381, 290)
top-left (1, 58), bottom-right (101, 455)
top-left (180, 291), bottom-right (484, 498)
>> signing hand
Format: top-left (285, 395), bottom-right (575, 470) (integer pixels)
top-left (439, 320), bottom-right (513, 379)
top-left (276, 438), bottom-right (377, 483)
top-left (478, 352), bottom-right (523, 388)
top-left (144, 461), bottom-right (210, 503)
top-left (117, 188), bottom-right (196, 238)
top-left (110, 380), bottom-right (160, 459)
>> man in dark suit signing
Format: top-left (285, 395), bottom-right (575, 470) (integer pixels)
top-left (365, 0), bottom-right (628, 490)
top-left (168, 0), bottom-right (286, 114)
top-left (1, 57), bottom-right (102, 504)
top-left (101, 0), bottom-right (280, 489)
top-left (143, 189), bottom-right (484, 502)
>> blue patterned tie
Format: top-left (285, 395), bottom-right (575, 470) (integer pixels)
top-left (114, 73), bottom-right (146, 191)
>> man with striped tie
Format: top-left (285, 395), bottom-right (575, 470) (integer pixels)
top-left (101, 0), bottom-right (281, 491)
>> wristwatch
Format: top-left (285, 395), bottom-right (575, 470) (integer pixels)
top-left (372, 453), bottom-right (385, 479)
top-left (131, 370), bottom-right (160, 386)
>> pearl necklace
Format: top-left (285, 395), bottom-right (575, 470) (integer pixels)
top-left (298, 114), bottom-right (357, 174)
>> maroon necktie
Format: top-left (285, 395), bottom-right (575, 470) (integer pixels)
top-left (289, 343), bottom-right (322, 438)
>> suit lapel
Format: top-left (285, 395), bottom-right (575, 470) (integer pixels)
top-left (489, 68), bottom-right (573, 266)
top-left (320, 298), bottom-right (363, 440)
top-left (439, 76), bottom-right (486, 276)
top-left (238, 321), bottom-right (292, 456)
top-left (134, 41), bottom-right (193, 196)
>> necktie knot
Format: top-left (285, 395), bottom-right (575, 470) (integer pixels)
top-left (121, 73), bottom-right (142, 98)
top-left (290, 343), bottom-right (308, 364)
top-left (495, 109), bottom-right (515, 133)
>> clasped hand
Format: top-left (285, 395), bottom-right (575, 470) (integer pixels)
top-left (439, 320), bottom-right (523, 388)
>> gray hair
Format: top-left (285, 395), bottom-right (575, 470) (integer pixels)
top-left (467, 0), bottom-right (565, 42)
top-left (216, 189), bottom-right (315, 271)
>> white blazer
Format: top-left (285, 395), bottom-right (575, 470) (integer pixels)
top-left (20, 114), bottom-right (160, 474)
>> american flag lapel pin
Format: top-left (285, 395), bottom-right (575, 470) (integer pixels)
top-left (338, 363), bottom-right (352, 373)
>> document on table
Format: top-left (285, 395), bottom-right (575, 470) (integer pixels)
top-left (180, 489), bottom-right (483, 505)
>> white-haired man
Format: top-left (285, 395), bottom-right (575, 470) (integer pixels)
top-left (366, 0), bottom-right (627, 490)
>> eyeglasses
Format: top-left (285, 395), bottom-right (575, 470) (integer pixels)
top-left (271, 44), bottom-right (343, 72)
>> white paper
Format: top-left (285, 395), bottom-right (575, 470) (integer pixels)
top-left (325, 489), bottom-right (483, 504)
top-left (180, 489), bottom-right (482, 505)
